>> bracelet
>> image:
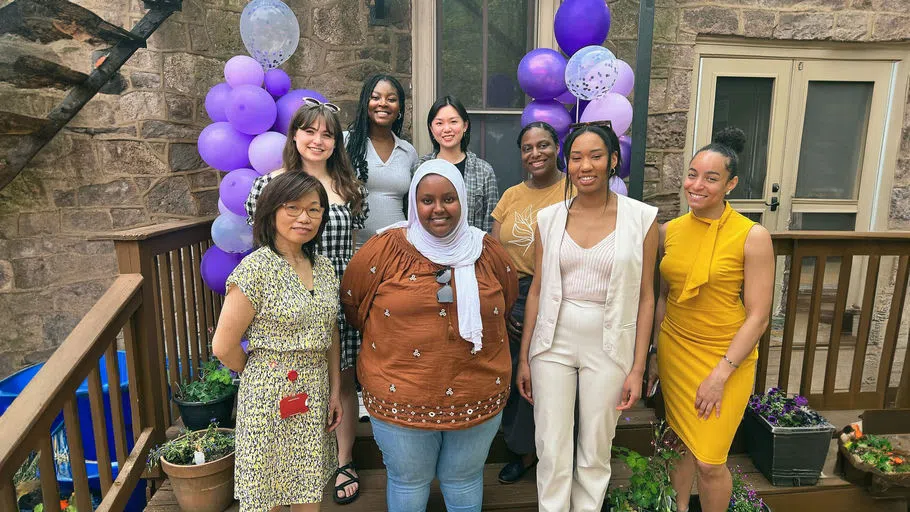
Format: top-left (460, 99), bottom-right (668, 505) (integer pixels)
top-left (648, 345), bottom-right (658, 356)
top-left (722, 354), bottom-right (739, 369)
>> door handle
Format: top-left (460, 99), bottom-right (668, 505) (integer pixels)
top-left (765, 182), bottom-right (780, 211)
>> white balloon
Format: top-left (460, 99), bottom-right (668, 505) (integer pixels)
top-left (240, 0), bottom-right (300, 70)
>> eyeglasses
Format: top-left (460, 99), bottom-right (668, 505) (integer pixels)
top-left (568, 119), bottom-right (613, 132)
top-left (302, 97), bottom-right (341, 113)
top-left (281, 203), bottom-right (325, 220)
top-left (436, 267), bottom-right (453, 303)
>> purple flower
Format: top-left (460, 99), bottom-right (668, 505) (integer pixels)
top-left (795, 395), bottom-right (809, 407)
top-left (767, 415), bottom-right (777, 424)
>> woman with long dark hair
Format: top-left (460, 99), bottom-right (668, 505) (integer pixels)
top-left (346, 74), bottom-right (418, 250)
top-left (244, 100), bottom-right (368, 505)
top-left (417, 95), bottom-right (498, 232)
top-left (516, 123), bottom-right (658, 511)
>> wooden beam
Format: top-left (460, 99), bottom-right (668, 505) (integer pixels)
top-left (0, 111), bottom-right (49, 135)
top-left (0, 3), bottom-right (179, 191)
top-left (0, 55), bottom-right (87, 89)
top-left (0, 0), bottom-right (142, 45)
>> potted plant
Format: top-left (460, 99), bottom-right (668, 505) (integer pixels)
top-left (743, 387), bottom-right (834, 486)
top-left (173, 357), bottom-right (237, 431)
top-left (147, 423), bottom-right (235, 512)
top-left (608, 421), bottom-right (681, 512)
top-left (728, 466), bottom-right (772, 511)
top-left (838, 423), bottom-right (910, 497)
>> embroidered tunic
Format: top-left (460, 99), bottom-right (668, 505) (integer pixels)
top-left (341, 228), bottom-right (518, 430)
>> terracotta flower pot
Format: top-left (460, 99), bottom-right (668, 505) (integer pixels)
top-left (160, 431), bottom-right (235, 512)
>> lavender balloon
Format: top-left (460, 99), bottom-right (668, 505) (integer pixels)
top-left (219, 168), bottom-right (260, 216)
top-left (212, 213), bottom-right (255, 254)
top-left (218, 198), bottom-right (230, 216)
top-left (200, 246), bottom-right (245, 295)
top-left (617, 135), bottom-right (632, 179)
top-left (205, 83), bottom-right (232, 122)
top-left (565, 45), bottom-right (619, 101)
top-left (580, 92), bottom-right (633, 135)
top-left (517, 49), bottom-right (568, 100)
top-left (198, 122), bottom-right (254, 171)
top-left (225, 55), bottom-right (265, 87)
top-left (264, 69), bottom-right (292, 97)
top-left (274, 89), bottom-right (329, 134)
top-left (227, 84), bottom-right (278, 135)
top-left (609, 175), bottom-right (628, 196)
top-left (554, 0), bottom-right (611, 56)
top-left (249, 131), bottom-right (287, 175)
top-left (521, 100), bottom-right (573, 139)
top-left (612, 60), bottom-right (635, 97)
top-left (555, 90), bottom-right (577, 105)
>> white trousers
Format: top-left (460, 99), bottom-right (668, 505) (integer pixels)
top-left (531, 299), bottom-right (627, 512)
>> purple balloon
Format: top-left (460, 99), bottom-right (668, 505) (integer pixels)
top-left (568, 99), bottom-right (590, 123)
top-left (521, 100), bottom-right (573, 139)
top-left (205, 83), bottom-right (232, 122)
top-left (227, 84), bottom-right (278, 135)
top-left (264, 69), bottom-right (292, 97)
top-left (212, 213), bottom-right (254, 254)
top-left (555, 90), bottom-right (577, 105)
top-left (618, 135), bottom-right (632, 179)
top-left (200, 246), bottom-right (245, 295)
top-left (609, 175), bottom-right (628, 196)
top-left (274, 89), bottom-right (329, 134)
top-left (218, 198), bottom-right (230, 215)
top-left (219, 168), bottom-right (259, 216)
top-left (198, 122), bottom-right (254, 171)
top-left (224, 55), bottom-right (264, 87)
top-left (580, 92), bottom-right (633, 135)
top-left (517, 49), bottom-right (568, 100)
top-left (554, 0), bottom-right (611, 56)
top-left (249, 131), bottom-right (287, 175)
top-left (612, 60), bottom-right (635, 97)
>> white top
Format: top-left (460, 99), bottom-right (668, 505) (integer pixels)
top-left (347, 132), bottom-right (419, 249)
top-left (559, 231), bottom-right (615, 303)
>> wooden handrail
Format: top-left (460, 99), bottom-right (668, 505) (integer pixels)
top-left (770, 231), bottom-right (910, 241)
top-left (91, 217), bottom-right (215, 242)
top-left (0, 274), bottom-right (143, 484)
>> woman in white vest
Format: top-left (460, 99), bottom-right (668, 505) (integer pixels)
top-left (515, 122), bottom-right (658, 511)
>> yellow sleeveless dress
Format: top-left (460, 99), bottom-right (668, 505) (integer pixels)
top-left (658, 202), bottom-right (756, 464)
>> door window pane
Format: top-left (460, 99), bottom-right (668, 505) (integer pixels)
top-left (438, 0), bottom-right (483, 107)
top-left (790, 212), bottom-right (856, 231)
top-left (794, 82), bottom-right (873, 200)
top-left (712, 77), bottom-right (773, 200)
top-left (467, 114), bottom-right (524, 194)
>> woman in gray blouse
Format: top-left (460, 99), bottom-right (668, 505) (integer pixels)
top-left (346, 74), bottom-right (419, 251)
top-left (417, 95), bottom-right (499, 232)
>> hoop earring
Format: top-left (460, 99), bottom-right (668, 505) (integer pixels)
top-left (397, 112), bottom-right (402, 120)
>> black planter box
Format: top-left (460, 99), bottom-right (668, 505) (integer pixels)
top-left (174, 389), bottom-right (237, 431)
top-left (743, 407), bottom-right (835, 486)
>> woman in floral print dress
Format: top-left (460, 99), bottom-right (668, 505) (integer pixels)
top-left (213, 172), bottom-right (342, 511)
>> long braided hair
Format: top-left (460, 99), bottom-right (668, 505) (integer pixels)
top-left (346, 74), bottom-right (407, 183)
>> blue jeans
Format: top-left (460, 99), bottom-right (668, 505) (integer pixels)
top-left (370, 412), bottom-right (503, 512)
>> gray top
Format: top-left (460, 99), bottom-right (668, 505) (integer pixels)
top-left (350, 132), bottom-right (419, 249)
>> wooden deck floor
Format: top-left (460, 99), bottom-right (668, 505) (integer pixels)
top-left (144, 409), bottom-right (906, 512)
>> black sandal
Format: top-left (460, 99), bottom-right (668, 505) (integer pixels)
top-left (333, 462), bottom-right (360, 505)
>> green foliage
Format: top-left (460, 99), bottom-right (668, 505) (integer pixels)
top-left (147, 423), bottom-right (235, 468)
top-left (729, 467), bottom-right (766, 511)
top-left (174, 358), bottom-right (236, 403)
top-left (608, 421), bottom-right (681, 512)
top-left (844, 433), bottom-right (910, 474)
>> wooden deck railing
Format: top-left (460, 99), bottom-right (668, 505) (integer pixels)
top-left (760, 231), bottom-right (910, 411)
top-left (0, 275), bottom-right (153, 512)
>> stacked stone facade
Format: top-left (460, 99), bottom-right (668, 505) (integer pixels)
top-left (0, 0), bottom-right (411, 377)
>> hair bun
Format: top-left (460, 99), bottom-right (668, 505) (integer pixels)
top-left (712, 126), bottom-right (746, 154)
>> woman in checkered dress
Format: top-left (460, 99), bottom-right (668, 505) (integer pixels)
top-left (245, 100), bottom-right (367, 504)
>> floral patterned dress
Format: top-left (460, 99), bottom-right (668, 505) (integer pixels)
top-left (226, 247), bottom-right (338, 510)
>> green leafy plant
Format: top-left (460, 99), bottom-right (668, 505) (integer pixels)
top-left (174, 358), bottom-right (236, 403)
top-left (842, 425), bottom-right (910, 474)
top-left (147, 423), bottom-right (235, 468)
top-left (729, 466), bottom-right (766, 511)
top-left (608, 421), bottom-right (681, 512)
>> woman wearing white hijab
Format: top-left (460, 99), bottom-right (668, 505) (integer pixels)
top-left (342, 159), bottom-right (517, 511)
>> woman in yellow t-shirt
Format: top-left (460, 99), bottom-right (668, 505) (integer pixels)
top-left (491, 121), bottom-right (569, 484)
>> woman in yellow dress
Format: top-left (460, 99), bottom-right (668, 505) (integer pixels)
top-left (648, 127), bottom-right (774, 512)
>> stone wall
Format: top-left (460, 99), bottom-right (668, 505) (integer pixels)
top-left (0, 0), bottom-right (412, 378)
top-left (603, 0), bottom-right (910, 222)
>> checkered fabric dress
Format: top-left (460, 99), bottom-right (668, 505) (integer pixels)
top-left (246, 173), bottom-right (368, 370)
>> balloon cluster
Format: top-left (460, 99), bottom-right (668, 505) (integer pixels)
top-left (196, 1), bottom-right (326, 295)
top-left (516, 0), bottom-right (636, 194)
